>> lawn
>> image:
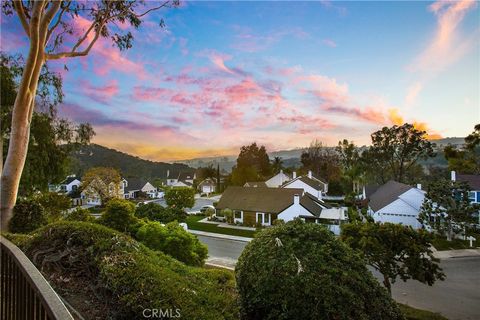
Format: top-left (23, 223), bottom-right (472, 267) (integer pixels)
top-left (186, 215), bottom-right (256, 238)
top-left (398, 304), bottom-right (448, 320)
top-left (432, 231), bottom-right (479, 251)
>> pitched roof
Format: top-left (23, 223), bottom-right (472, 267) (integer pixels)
top-left (364, 184), bottom-right (380, 198)
top-left (61, 176), bottom-right (80, 185)
top-left (299, 193), bottom-right (331, 217)
top-left (283, 176), bottom-right (326, 191)
top-left (244, 181), bottom-right (267, 188)
top-left (457, 174), bottom-right (480, 190)
top-left (216, 186), bottom-right (303, 214)
top-left (125, 178), bottom-right (148, 192)
top-left (198, 178), bottom-right (216, 186)
top-left (369, 180), bottom-right (412, 212)
top-left (178, 172), bottom-right (195, 181)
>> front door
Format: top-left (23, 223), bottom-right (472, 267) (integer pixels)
top-left (256, 212), bottom-right (271, 226)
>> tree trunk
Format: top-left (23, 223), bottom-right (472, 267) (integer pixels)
top-left (447, 221), bottom-right (453, 241)
top-left (0, 6), bottom-right (45, 231)
top-left (383, 276), bottom-right (392, 297)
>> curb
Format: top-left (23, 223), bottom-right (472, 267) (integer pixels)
top-left (188, 229), bottom-right (252, 242)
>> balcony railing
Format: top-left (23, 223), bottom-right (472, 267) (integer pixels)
top-left (1, 236), bottom-right (74, 320)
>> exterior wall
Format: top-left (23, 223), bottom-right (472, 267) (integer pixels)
top-left (242, 211), bottom-right (257, 227)
top-left (398, 188), bottom-right (425, 211)
top-left (283, 180), bottom-right (322, 199)
top-left (66, 180), bottom-right (81, 193)
top-left (371, 198), bottom-right (422, 229)
top-left (265, 172), bottom-right (291, 188)
top-left (278, 203), bottom-right (314, 221)
top-left (141, 182), bottom-right (158, 198)
top-left (202, 185), bottom-right (215, 193)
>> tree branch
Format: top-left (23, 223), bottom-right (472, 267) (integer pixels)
top-left (135, 1), bottom-right (171, 18)
top-left (13, 0), bottom-right (30, 38)
top-left (46, 1), bottom-right (70, 43)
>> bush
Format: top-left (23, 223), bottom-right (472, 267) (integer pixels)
top-left (36, 192), bottom-right (71, 222)
top-left (136, 221), bottom-right (208, 266)
top-left (64, 208), bottom-right (95, 222)
top-left (9, 198), bottom-right (48, 233)
top-left (164, 187), bottom-right (195, 209)
top-left (223, 208), bottom-right (233, 223)
top-left (205, 207), bottom-right (215, 219)
top-left (17, 222), bottom-right (238, 319)
top-left (235, 219), bottom-right (404, 320)
top-left (135, 202), bottom-right (186, 223)
top-left (98, 199), bottom-right (138, 233)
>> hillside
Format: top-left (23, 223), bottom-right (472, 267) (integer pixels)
top-left (68, 144), bottom-right (194, 180)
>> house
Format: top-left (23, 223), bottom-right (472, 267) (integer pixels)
top-left (367, 180), bottom-right (425, 229)
top-left (124, 178), bottom-right (158, 199)
top-left (265, 170), bottom-right (292, 188)
top-left (243, 181), bottom-right (267, 188)
top-left (80, 177), bottom-right (125, 206)
top-left (282, 171), bottom-right (328, 199)
top-left (166, 171), bottom-right (195, 187)
top-left (48, 176), bottom-right (81, 194)
top-left (451, 171), bottom-right (480, 204)
top-left (198, 178), bottom-right (216, 194)
top-left (216, 186), bottom-right (346, 233)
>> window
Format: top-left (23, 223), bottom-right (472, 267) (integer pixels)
top-left (257, 213), bottom-right (262, 224)
top-left (234, 210), bottom-right (242, 219)
top-left (469, 192), bottom-right (476, 202)
top-left (264, 213), bottom-right (270, 224)
top-left (72, 185), bottom-right (78, 191)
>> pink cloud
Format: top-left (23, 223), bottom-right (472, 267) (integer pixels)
top-left (78, 79), bottom-right (119, 104)
top-left (133, 86), bottom-right (173, 101)
top-left (209, 51), bottom-right (235, 74)
top-left (322, 39), bottom-right (337, 48)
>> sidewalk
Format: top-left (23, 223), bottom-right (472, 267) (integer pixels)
top-left (432, 248), bottom-right (480, 259)
top-left (205, 257), bottom-right (236, 270)
top-left (188, 229), bottom-right (252, 242)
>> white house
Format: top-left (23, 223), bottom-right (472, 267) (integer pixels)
top-left (124, 178), bottom-right (158, 199)
top-left (451, 170), bottom-right (480, 204)
top-left (265, 170), bottom-right (292, 188)
top-left (216, 186), bottom-right (346, 234)
top-left (282, 171), bottom-right (328, 199)
top-left (198, 178), bottom-right (216, 194)
top-left (367, 180), bottom-right (425, 229)
top-left (49, 176), bottom-right (81, 194)
top-left (166, 171), bottom-right (195, 187)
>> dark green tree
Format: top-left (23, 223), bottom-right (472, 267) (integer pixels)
top-left (99, 199), bottom-right (138, 233)
top-left (341, 222), bottom-right (445, 295)
top-left (301, 139), bottom-right (341, 182)
top-left (236, 219), bottom-right (404, 320)
top-left (231, 143), bottom-right (271, 185)
top-left (9, 198), bottom-right (48, 233)
top-left (419, 179), bottom-right (478, 241)
top-left (444, 124), bottom-right (480, 174)
top-left (164, 187), bottom-right (195, 209)
top-left (271, 156), bottom-right (283, 174)
top-left (135, 202), bottom-right (186, 223)
top-left (363, 123), bottom-right (435, 184)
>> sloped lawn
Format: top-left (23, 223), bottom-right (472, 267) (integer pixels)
top-left (186, 215), bottom-right (256, 238)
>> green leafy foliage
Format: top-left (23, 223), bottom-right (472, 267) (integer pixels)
top-left (9, 198), bottom-right (48, 233)
top-left (16, 221), bottom-right (238, 319)
top-left (136, 221), bottom-right (208, 266)
top-left (235, 219), bottom-right (404, 320)
top-left (341, 222), bottom-right (445, 295)
top-left (164, 187), bottom-right (195, 209)
top-left (419, 179), bottom-right (478, 241)
top-left (231, 143), bottom-right (271, 185)
top-left (98, 199), bottom-right (137, 233)
top-left (63, 207), bottom-right (95, 222)
top-left (36, 192), bottom-right (71, 222)
top-left (135, 202), bottom-right (186, 223)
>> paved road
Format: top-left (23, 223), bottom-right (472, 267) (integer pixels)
top-left (197, 235), bottom-right (480, 320)
top-left (152, 197), bottom-right (216, 212)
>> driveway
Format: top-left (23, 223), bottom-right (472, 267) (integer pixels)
top-left (197, 235), bottom-right (480, 320)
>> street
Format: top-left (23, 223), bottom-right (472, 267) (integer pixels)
top-left (198, 235), bottom-right (480, 320)
top-left (152, 196), bottom-right (218, 212)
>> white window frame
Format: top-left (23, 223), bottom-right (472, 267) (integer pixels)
top-left (234, 210), bottom-right (243, 224)
top-left (256, 212), bottom-right (271, 226)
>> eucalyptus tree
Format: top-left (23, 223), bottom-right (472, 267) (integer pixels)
top-left (1, 0), bottom-right (178, 230)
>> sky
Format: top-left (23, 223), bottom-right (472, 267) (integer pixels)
top-left (2, 1), bottom-right (479, 161)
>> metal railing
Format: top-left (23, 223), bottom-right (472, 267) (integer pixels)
top-left (0, 236), bottom-right (74, 320)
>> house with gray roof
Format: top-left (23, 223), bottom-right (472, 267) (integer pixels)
top-left (451, 171), bottom-right (480, 204)
top-left (216, 186), bottom-right (346, 233)
top-left (367, 180), bottom-right (425, 229)
top-left (48, 175), bottom-right (81, 195)
top-left (281, 170), bottom-right (328, 199)
top-left (166, 171), bottom-right (196, 188)
top-left (123, 178), bottom-right (158, 199)
top-left (243, 181), bottom-right (267, 188)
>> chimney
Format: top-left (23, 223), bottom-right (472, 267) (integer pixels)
top-left (293, 194), bottom-right (300, 205)
top-left (417, 184), bottom-right (422, 190)
top-left (293, 171), bottom-right (297, 179)
top-left (451, 171), bottom-right (456, 182)
top-left (308, 170), bottom-right (312, 179)
top-left (280, 169), bottom-right (283, 174)
top-left (167, 170), bottom-right (170, 178)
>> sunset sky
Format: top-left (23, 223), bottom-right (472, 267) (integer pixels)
top-left (2, 1), bottom-right (479, 161)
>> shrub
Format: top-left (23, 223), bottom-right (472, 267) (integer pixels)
top-left (135, 202), bottom-right (186, 223)
top-left (18, 222), bottom-right (238, 319)
top-left (35, 192), bottom-right (71, 222)
top-left (164, 187), bottom-right (195, 209)
top-left (63, 208), bottom-right (95, 222)
top-left (235, 219), bottom-right (404, 320)
top-left (205, 207), bottom-right (215, 219)
top-left (223, 208), bottom-right (233, 223)
top-left (136, 221), bottom-right (208, 266)
top-left (9, 198), bottom-right (48, 233)
top-left (99, 199), bottom-right (138, 233)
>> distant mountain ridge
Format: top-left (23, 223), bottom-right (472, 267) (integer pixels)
top-left (175, 137), bottom-right (466, 172)
top-left (69, 144), bottom-right (194, 180)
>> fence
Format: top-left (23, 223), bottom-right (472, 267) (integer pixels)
top-left (0, 236), bottom-right (73, 320)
